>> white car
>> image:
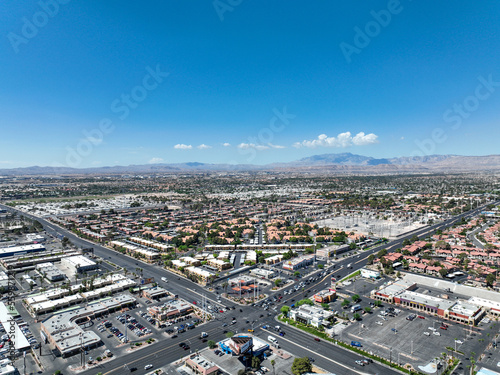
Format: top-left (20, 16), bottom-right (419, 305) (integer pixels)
top-left (455, 340), bottom-right (463, 344)
top-left (428, 327), bottom-right (436, 331)
top-left (433, 331), bottom-right (441, 336)
top-left (144, 364), bottom-right (153, 370)
top-left (423, 332), bottom-right (430, 336)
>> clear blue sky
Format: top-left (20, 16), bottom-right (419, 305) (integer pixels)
top-left (1, 1), bottom-right (500, 168)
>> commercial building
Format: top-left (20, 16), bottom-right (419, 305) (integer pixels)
top-left (147, 299), bottom-right (193, 321)
top-left (36, 262), bottom-right (65, 282)
top-left (0, 244), bottom-right (45, 258)
top-left (142, 286), bottom-right (169, 300)
top-left (26, 234), bottom-right (46, 243)
top-left (250, 268), bottom-right (276, 279)
top-left (313, 289), bottom-right (336, 303)
top-left (61, 255), bottom-right (97, 274)
top-left (219, 335), bottom-right (269, 357)
top-left (372, 276), bottom-right (485, 325)
top-left (282, 255), bottom-right (314, 271)
top-left (289, 305), bottom-right (334, 328)
top-left (41, 294), bottom-right (135, 357)
top-left (24, 274), bottom-right (135, 316)
top-left (185, 354), bottom-right (219, 375)
top-left (360, 268), bottom-right (380, 279)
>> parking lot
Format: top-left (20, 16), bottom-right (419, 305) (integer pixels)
top-left (340, 301), bottom-right (494, 371)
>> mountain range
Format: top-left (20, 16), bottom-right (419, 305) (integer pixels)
top-left (1, 153), bottom-right (500, 176)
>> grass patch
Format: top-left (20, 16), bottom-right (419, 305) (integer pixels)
top-left (340, 270), bottom-right (360, 283)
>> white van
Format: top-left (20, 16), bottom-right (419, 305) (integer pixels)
top-left (161, 277), bottom-right (168, 282)
top-left (268, 336), bottom-right (277, 344)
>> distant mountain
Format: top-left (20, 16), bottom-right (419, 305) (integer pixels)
top-left (294, 152), bottom-right (391, 166)
top-left (1, 153), bottom-right (500, 176)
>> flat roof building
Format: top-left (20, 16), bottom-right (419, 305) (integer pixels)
top-left (283, 255), bottom-right (314, 271)
top-left (36, 262), bottom-right (65, 282)
top-left (0, 244), bottom-right (45, 258)
top-left (250, 268), bottom-right (276, 279)
top-left (40, 294), bottom-right (135, 357)
top-left (289, 305), bottom-right (334, 328)
top-left (185, 355), bottom-right (219, 375)
top-left (61, 255), bottom-right (97, 274)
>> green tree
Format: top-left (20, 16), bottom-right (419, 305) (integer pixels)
top-left (226, 332), bottom-right (234, 338)
top-left (291, 357), bottom-right (312, 375)
top-left (274, 278), bottom-right (282, 287)
top-left (281, 306), bottom-right (291, 317)
top-left (271, 359), bottom-right (276, 375)
top-left (341, 298), bottom-right (350, 308)
top-left (207, 340), bottom-right (216, 349)
top-left (377, 248), bottom-right (388, 258)
top-left (374, 300), bottom-right (382, 307)
top-left (486, 273), bottom-right (496, 287)
top-left (353, 312), bottom-right (361, 320)
top-left (367, 254), bottom-right (375, 265)
top-left (293, 271), bottom-right (301, 277)
top-left (317, 264), bottom-right (324, 269)
top-left (364, 307), bottom-right (372, 314)
top-left (252, 356), bottom-right (261, 369)
top-left (351, 294), bottom-right (360, 302)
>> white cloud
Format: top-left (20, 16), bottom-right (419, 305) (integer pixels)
top-left (237, 142), bottom-right (286, 151)
top-left (197, 144), bottom-right (212, 150)
top-left (293, 132), bottom-right (378, 148)
top-left (174, 144), bottom-right (192, 150)
top-left (222, 142), bottom-right (231, 147)
top-left (149, 157), bottom-right (164, 164)
top-left (238, 143), bottom-right (268, 151)
top-left (268, 143), bottom-right (286, 149)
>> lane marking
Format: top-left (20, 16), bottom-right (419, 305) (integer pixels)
top-left (260, 328), bottom-right (371, 375)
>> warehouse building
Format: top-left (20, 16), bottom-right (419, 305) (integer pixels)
top-left (0, 244), bottom-right (45, 258)
top-left (61, 255), bottom-right (97, 274)
top-left (36, 262), bottom-right (65, 282)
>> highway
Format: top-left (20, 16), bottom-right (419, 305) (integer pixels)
top-left (0, 200), bottom-right (496, 374)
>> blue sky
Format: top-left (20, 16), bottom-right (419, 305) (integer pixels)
top-left (1, 0), bottom-right (500, 168)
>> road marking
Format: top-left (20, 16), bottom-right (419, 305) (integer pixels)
top-left (260, 328), bottom-right (371, 375)
top-left (103, 324), bottom-right (222, 374)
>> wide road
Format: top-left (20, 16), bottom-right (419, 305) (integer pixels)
top-left (0, 200), bottom-right (496, 374)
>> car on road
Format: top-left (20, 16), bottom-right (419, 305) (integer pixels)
top-left (433, 331), bottom-right (441, 336)
top-left (423, 332), bottom-right (430, 336)
top-left (129, 367), bottom-right (137, 372)
top-left (355, 360), bottom-right (364, 366)
top-left (144, 364), bottom-right (153, 370)
top-left (418, 315), bottom-right (425, 319)
top-left (455, 340), bottom-right (463, 344)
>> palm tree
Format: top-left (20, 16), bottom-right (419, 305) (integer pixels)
top-left (271, 359), bottom-right (275, 375)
